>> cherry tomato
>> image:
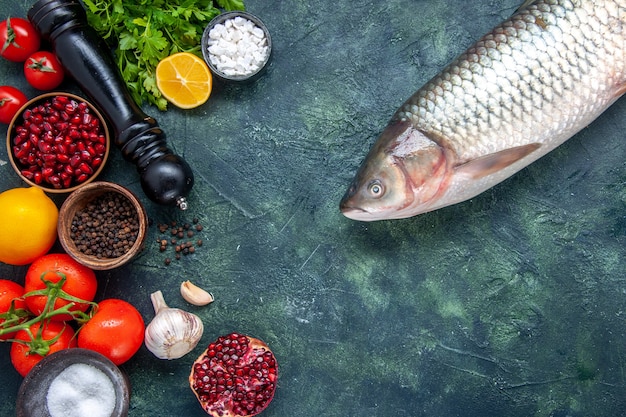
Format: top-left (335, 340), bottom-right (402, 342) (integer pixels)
top-left (78, 299), bottom-right (145, 366)
top-left (0, 279), bottom-right (27, 340)
top-left (24, 51), bottom-right (65, 90)
top-left (0, 17), bottom-right (40, 62)
top-left (24, 253), bottom-right (97, 322)
top-left (10, 320), bottom-right (77, 377)
top-left (0, 85), bottom-right (27, 124)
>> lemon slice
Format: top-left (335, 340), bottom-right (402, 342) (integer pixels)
top-left (156, 52), bottom-right (212, 109)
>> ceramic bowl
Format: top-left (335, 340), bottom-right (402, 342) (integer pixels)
top-left (201, 11), bottom-right (272, 83)
top-left (16, 348), bottom-right (130, 417)
top-left (57, 181), bottom-right (148, 270)
top-left (6, 92), bottom-right (110, 193)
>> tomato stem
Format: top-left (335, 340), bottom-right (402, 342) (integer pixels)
top-left (0, 271), bottom-right (97, 350)
top-left (1, 17), bottom-right (20, 55)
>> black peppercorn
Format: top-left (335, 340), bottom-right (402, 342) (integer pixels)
top-left (70, 191), bottom-right (139, 259)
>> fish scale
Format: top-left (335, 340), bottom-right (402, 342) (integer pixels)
top-left (395, 0), bottom-right (624, 161)
top-left (341, 0), bottom-right (626, 221)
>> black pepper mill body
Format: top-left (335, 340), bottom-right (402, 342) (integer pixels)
top-left (28, 0), bottom-right (194, 209)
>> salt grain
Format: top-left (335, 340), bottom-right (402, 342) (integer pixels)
top-left (47, 363), bottom-right (116, 417)
top-left (207, 16), bottom-right (269, 77)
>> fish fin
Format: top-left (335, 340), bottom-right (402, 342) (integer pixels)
top-left (515, 0), bottom-right (537, 13)
top-left (455, 143), bottom-right (541, 179)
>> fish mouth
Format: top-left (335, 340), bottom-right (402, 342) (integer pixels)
top-left (340, 206), bottom-right (375, 221)
top-left (340, 201), bottom-right (393, 222)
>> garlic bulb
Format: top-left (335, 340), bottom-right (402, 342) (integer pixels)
top-left (145, 290), bottom-right (204, 360)
top-left (180, 280), bottom-right (214, 306)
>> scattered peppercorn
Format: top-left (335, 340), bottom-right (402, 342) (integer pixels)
top-left (70, 191), bottom-right (139, 258)
top-left (154, 217), bottom-right (206, 265)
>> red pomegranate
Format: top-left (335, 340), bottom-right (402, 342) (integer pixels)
top-left (189, 332), bottom-right (278, 417)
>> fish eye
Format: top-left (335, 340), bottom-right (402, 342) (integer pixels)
top-left (367, 180), bottom-right (384, 198)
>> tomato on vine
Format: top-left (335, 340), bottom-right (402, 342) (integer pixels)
top-left (78, 299), bottom-right (145, 366)
top-left (10, 320), bottom-right (76, 377)
top-left (0, 17), bottom-right (40, 62)
top-left (24, 51), bottom-right (64, 90)
top-left (24, 253), bottom-right (97, 321)
top-left (0, 279), bottom-right (28, 340)
top-left (0, 86), bottom-right (27, 124)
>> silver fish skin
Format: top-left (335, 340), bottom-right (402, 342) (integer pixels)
top-left (340, 0), bottom-right (626, 221)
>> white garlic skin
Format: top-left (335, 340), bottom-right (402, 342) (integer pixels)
top-left (145, 290), bottom-right (204, 360)
top-left (180, 280), bottom-right (214, 306)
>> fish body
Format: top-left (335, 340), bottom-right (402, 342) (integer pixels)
top-left (340, 0), bottom-right (626, 221)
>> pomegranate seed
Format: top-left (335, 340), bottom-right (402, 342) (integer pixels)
top-left (78, 162), bottom-right (93, 175)
top-left (29, 124), bottom-right (41, 135)
top-left (80, 150), bottom-right (92, 161)
top-left (41, 153), bottom-right (57, 164)
top-left (38, 141), bottom-right (52, 153)
top-left (21, 170), bottom-right (34, 180)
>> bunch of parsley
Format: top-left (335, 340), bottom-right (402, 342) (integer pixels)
top-left (82, 0), bottom-right (245, 110)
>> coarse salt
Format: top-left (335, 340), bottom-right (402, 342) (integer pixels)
top-left (207, 16), bottom-right (269, 77)
top-left (46, 363), bottom-right (116, 417)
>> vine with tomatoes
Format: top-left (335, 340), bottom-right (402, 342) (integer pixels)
top-left (0, 16), bottom-right (65, 124)
top-left (0, 253), bottom-right (145, 376)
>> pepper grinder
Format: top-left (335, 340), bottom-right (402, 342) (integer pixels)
top-left (28, 0), bottom-right (194, 210)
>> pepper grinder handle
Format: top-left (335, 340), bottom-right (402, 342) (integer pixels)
top-left (28, 0), bottom-right (194, 209)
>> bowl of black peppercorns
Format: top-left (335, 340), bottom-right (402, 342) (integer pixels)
top-left (57, 181), bottom-right (148, 270)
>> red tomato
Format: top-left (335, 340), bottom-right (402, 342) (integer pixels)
top-left (24, 51), bottom-right (64, 90)
top-left (0, 279), bottom-right (27, 340)
top-left (78, 299), bottom-right (145, 365)
top-left (0, 17), bottom-right (40, 62)
top-left (0, 86), bottom-right (27, 124)
top-left (24, 253), bottom-right (97, 321)
top-left (10, 320), bottom-right (77, 377)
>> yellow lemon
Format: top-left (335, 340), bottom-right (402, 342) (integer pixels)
top-left (156, 52), bottom-right (212, 109)
top-left (0, 187), bottom-right (58, 265)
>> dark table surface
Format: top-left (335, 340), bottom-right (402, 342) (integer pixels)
top-left (1, 0), bottom-right (625, 416)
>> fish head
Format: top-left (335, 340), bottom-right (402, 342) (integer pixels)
top-left (340, 120), bottom-right (450, 221)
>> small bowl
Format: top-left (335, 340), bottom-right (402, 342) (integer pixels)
top-left (16, 348), bottom-right (130, 417)
top-left (58, 181), bottom-right (148, 270)
top-left (201, 11), bottom-right (272, 83)
top-left (7, 92), bottom-right (110, 193)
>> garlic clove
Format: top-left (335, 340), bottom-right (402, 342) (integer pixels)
top-left (145, 290), bottom-right (204, 360)
top-left (180, 280), bottom-right (214, 306)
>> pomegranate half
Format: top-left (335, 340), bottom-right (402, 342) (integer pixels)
top-left (189, 332), bottom-right (278, 417)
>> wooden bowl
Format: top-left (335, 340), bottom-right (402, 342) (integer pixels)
top-left (6, 92), bottom-right (110, 193)
top-left (58, 181), bottom-right (148, 270)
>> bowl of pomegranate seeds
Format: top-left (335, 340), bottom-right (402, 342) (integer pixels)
top-left (6, 92), bottom-right (110, 193)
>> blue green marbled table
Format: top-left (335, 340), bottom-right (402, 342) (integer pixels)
top-left (1, 0), bottom-right (625, 416)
